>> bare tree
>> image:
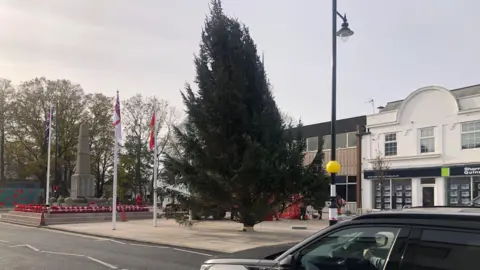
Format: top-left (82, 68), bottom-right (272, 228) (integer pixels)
top-left (0, 79), bottom-right (15, 183)
top-left (370, 150), bottom-right (390, 210)
top-left (120, 94), bottom-right (178, 199)
top-left (150, 105), bottom-right (181, 203)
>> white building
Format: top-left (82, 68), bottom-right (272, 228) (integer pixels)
top-left (361, 84), bottom-right (480, 210)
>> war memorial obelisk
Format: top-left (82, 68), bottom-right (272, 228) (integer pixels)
top-left (70, 123), bottom-right (95, 200)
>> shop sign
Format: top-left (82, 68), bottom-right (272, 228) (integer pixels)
top-left (463, 167), bottom-right (480, 175)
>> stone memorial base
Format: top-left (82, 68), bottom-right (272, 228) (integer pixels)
top-left (70, 174), bottom-right (95, 199)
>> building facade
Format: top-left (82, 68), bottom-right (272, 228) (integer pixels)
top-left (362, 84), bottom-right (480, 210)
top-left (300, 116), bottom-right (366, 209)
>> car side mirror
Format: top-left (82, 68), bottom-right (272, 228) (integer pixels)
top-left (278, 255), bottom-right (295, 270)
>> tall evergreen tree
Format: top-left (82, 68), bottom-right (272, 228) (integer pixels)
top-left (163, 0), bottom-right (327, 228)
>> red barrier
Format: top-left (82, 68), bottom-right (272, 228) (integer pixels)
top-left (13, 204), bottom-right (149, 214)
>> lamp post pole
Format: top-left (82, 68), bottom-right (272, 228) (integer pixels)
top-left (326, 0), bottom-right (354, 226)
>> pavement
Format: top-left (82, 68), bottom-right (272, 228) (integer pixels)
top-left (0, 222), bottom-right (222, 270)
top-left (46, 219), bottom-right (329, 253)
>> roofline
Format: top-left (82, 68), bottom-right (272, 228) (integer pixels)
top-left (381, 83), bottom-right (480, 108)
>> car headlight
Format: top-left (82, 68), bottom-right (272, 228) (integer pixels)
top-left (200, 264), bottom-right (211, 270)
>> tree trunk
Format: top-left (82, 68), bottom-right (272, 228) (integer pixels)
top-left (241, 211), bottom-right (256, 231)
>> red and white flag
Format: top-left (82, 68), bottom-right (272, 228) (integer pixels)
top-left (149, 112), bottom-right (155, 151)
top-left (113, 91), bottom-right (122, 142)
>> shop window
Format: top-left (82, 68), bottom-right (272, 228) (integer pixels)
top-left (337, 185), bottom-right (346, 201)
top-left (473, 176), bottom-right (480, 199)
top-left (446, 177), bottom-right (471, 206)
top-left (374, 179), bottom-right (391, 210)
top-left (347, 184), bottom-right (357, 202)
top-left (461, 121), bottom-right (480, 149)
top-left (384, 133), bottom-right (397, 156)
top-left (419, 127), bottom-right (435, 153)
top-left (374, 179), bottom-right (412, 209)
top-left (306, 136), bottom-right (318, 152)
top-left (336, 183), bottom-right (357, 203)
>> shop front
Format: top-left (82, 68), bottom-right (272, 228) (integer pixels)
top-left (363, 164), bottom-right (480, 209)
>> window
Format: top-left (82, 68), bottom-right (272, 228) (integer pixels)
top-left (347, 132), bottom-right (357, 147)
top-left (296, 226), bottom-right (401, 270)
top-left (322, 133), bottom-right (356, 150)
top-left (421, 178), bottom-right (435, 184)
top-left (419, 127), bottom-right (435, 153)
top-left (404, 229), bottom-right (480, 270)
top-left (374, 179), bottom-right (412, 210)
top-left (336, 133), bottom-right (347, 148)
top-left (461, 121), bottom-right (480, 149)
top-left (306, 137), bottom-right (318, 152)
top-left (347, 184), bottom-right (357, 202)
top-left (446, 177), bottom-right (471, 206)
top-left (384, 133), bottom-right (397, 156)
top-left (336, 176), bottom-right (356, 202)
top-left (323, 135), bottom-right (331, 150)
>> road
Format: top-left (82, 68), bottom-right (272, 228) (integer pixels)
top-left (0, 222), bottom-right (222, 270)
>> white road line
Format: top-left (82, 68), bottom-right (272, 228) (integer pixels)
top-left (25, 244), bottom-right (39, 252)
top-left (173, 248), bottom-right (212, 257)
top-left (96, 239), bottom-right (126, 245)
top-left (9, 244), bottom-right (39, 252)
top-left (109, 239), bottom-right (125, 245)
top-left (129, 243), bottom-right (168, 248)
top-left (87, 256), bottom-right (118, 269)
top-left (0, 240), bottom-right (9, 243)
top-left (41, 251), bottom-right (85, 257)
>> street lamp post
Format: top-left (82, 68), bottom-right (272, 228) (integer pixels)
top-left (325, 0), bottom-right (354, 227)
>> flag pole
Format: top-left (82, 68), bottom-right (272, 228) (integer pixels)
top-left (45, 106), bottom-right (53, 205)
top-left (153, 101), bottom-right (158, 227)
top-left (112, 90), bottom-right (120, 230)
top-left (113, 133), bottom-right (118, 230)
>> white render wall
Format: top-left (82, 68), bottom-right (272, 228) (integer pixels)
top-left (361, 85), bottom-right (480, 209)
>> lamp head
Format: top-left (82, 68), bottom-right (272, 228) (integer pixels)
top-left (337, 21), bottom-right (354, 42)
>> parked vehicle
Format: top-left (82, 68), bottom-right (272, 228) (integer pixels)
top-left (200, 206), bottom-right (480, 270)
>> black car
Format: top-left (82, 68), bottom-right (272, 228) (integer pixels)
top-left (200, 206), bottom-right (480, 270)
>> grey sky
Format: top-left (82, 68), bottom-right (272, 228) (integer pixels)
top-left (0, 0), bottom-right (478, 125)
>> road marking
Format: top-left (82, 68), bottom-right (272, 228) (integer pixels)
top-left (87, 256), bottom-right (118, 269)
top-left (0, 240), bottom-right (9, 243)
top-left (41, 251), bottom-right (85, 257)
top-left (129, 243), bottom-right (168, 248)
top-left (173, 248), bottom-right (212, 257)
top-left (9, 244), bottom-right (39, 252)
top-left (109, 239), bottom-right (125, 245)
top-left (25, 244), bottom-right (40, 252)
top-left (96, 239), bottom-right (126, 245)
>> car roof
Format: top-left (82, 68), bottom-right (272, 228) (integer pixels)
top-left (352, 206), bottom-right (480, 225)
top-left (273, 207), bottom-right (480, 262)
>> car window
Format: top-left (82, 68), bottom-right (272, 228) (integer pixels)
top-left (404, 229), bottom-right (480, 270)
top-left (296, 226), bottom-right (401, 270)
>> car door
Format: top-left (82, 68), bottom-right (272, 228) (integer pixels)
top-left (290, 224), bottom-right (410, 270)
top-left (400, 226), bottom-right (480, 270)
